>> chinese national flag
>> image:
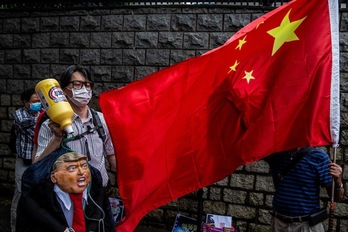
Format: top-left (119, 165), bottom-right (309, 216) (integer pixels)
top-left (99, 0), bottom-right (340, 231)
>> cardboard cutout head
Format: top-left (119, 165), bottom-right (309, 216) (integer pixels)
top-left (50, 152), bottom-right (91, 194)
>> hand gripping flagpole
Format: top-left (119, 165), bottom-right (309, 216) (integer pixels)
top-left (327, 146), bottom-right (337, 232)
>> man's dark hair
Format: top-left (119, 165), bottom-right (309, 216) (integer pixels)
top-left (60, 65), bottom-right (91, 89)
top-left (21, 88), bottom-right (36, 103)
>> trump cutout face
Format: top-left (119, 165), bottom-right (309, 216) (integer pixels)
top-left (50, 152), bottom-right (91, 194)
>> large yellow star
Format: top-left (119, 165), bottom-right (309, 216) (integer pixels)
top-left (228, 60), bottom-right (239, 73)
top-left (267, 9), bottom-right (306, 56)
top-left (235, 36), bottom-right (247, 50)
top-left (243, 70), bottom-right (255, 84)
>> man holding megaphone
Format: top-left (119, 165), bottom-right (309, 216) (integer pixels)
top-left (34, 65), bottom-right (116, 188)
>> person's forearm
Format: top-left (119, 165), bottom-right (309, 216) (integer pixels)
top-left (33, 135), bottom-right (62, 163)
top-left (107, 154), bottom-right (116, 171)
top-left (32, 145), bottom-right (37, 163)
top-left (334, 180), bottom-right (345, 201)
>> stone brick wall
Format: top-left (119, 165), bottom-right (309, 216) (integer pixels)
top-left (0, 5), bottom-right (347, 232)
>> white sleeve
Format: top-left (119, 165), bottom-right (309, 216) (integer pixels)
top-left (35, 120), bottom-right (54, 158)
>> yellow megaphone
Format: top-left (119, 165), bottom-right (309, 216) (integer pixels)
top-left (35, 78), bottom-right (74, 134)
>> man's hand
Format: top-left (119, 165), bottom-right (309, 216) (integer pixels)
top-left (48, 120), bottom-right (64, 138)
top-left (328, 162), bottom-right (345, 201)
top-left (328, 162), bottom-right (342, 181)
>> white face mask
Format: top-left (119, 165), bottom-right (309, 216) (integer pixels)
top-left (67, 86), bottom-right (92, 107)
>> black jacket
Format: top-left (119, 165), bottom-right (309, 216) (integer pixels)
top-left (16, 167), bottom-right (115, 232)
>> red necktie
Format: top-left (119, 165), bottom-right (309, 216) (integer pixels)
top-left (69, 193), bottom-right (86, 232)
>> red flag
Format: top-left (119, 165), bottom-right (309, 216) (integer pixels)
top-left (99, 0), bottom-right (339, 231)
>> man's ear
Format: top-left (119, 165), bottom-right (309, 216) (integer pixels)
top-left (23, 100), bottom-right (30, 109)
top-left (63, 87), bottom-right (71, 97)
top-left (51, 172), bottom-right (57, 183)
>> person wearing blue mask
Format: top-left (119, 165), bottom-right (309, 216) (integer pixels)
top-left (10, 88), bottom-right (42, 232)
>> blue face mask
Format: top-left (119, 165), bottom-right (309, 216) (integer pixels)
top-left (29, 102), bottom-right (42, 112)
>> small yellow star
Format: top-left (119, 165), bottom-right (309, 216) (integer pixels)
top-left (243, 70), bottom-right (255, 84)
top-left (235, 36), bottom-right (247, 50)
top-left (228, 60), bottom-right (240, 73)
top-left (267, 9), bottom-right (306, 56)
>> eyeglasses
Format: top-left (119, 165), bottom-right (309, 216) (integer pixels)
top-left (69, 80), bottom-right (93, 90)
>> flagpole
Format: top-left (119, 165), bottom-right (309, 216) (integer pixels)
top-left (197, 188), bottom-right (203, 232)
top-left (327, 146), bottom-right (337, 232)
